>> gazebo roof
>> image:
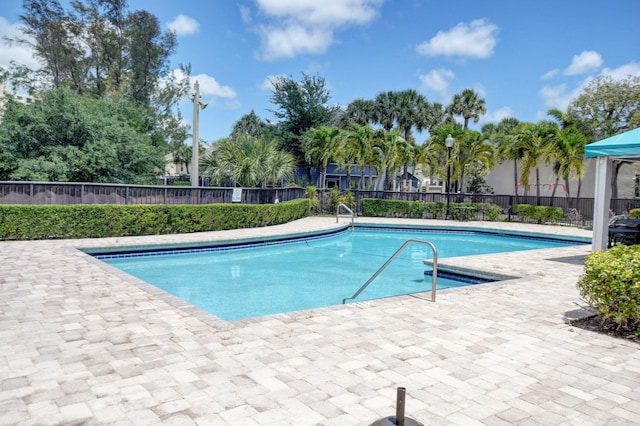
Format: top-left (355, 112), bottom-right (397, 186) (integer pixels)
top-left (585, 127), bottom-right (640, 159)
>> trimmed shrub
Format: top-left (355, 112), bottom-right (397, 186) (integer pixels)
top-left (478, 203), bottom-right (503, 221)
top-left (513, 204), bottom-right (564, 223)
top-left (630, 208), bottom-right (640, 219)
top-left (361, 198), bottom-right (410, 217)
top-left (0, 199), bottom-right (311, 240)
top-left (577, 244), bottom-right (640, 330)
top-left (424, 202), bottom-right (446, 219)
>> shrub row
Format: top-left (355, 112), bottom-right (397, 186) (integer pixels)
top-left (511, 204), bottom-right (565, 224)
top-left (0, 199), bottom-right (311, 240)
top-left (577, 244), bottom-right (640, 330)
top-left (360, 198), bottom-right (503, 221)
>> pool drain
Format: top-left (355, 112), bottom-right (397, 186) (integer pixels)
top-left (369, 387), bottom-right (424, 426)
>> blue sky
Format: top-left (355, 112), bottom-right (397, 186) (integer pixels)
top-left (2, 0), bottom-right (640, 147)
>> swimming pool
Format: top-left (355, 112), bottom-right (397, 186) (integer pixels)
top-left (94, 225), bottom-right (588, 321)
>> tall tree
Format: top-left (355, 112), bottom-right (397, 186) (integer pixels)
top-left (372, 91), bottom-right (397, 132)
top-left (456, 130), bottom-right (495, 194)
top-left (514, 121), bottom-right (558, 201)
top-left (447, 89), bottom-right (487, 129)
top-left (301, 126), bottom-right (343, 188)
top-left (339, 98), bottom-right (374, 128)
top-left (545, 126), bottom-right (587, 198)
top-left (269, 73), bottom-right (339, 178)
top-left (487, 117), bottom-right (522, 194)
top-left (568, 75), bottom-right (640, 198)
top-left (0, 87), bottom-right (164, 183)
top-left (232, 110), bottom-right (268, 138)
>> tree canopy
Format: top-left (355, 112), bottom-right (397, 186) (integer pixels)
top-left (0, 87), bottom-right (165, 183)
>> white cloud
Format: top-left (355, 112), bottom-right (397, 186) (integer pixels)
top-left (192, 74), bottom-right (237, 99)
top-left (541, 69), bottom-right (559, 80)
top-left (416, 19), bottom-right (498, 59)
top-left (540, 61), bottom-right (640, 113)
top-left (483, 107), bottom-right (514, 123)
top-left (239, 5), bottom-right (252, 24)
top-left (172, 69), bottom-right (237, 99)
top-left (419, 68), bottom-right (454, 98)
top-left (601, 61), bottom-right (640, 79)
top-left (256, 0), bottom-right (382, 25)
top-left (564, 50), bottom-right (602, 75)
top-left (0, 17), bottom-right (40, 70)
top-left (258, 24), bottom-right (333, 60)
top-left (539, 83), bottom-right (581, 111)
top-left (252, 0), bottom-right (383, 61)
top-left (168, 14), bottom-right (200, 36)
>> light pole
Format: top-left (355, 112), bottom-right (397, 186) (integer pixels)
top-left (445, 134), bottom-right (454, 219)
top-left (191, 80), bottom-right (208, 187)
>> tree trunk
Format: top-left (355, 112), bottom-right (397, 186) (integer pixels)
top-left (564, 178), bottom-right (571, 198)
top-left (551, 176), bottom-right (559, 198)
top-left (535, 167), bottom-right (541, 205)
top-left (513, 160), bottom-right (519, 195)
top-left (611, 160), bottom-right (623, 198)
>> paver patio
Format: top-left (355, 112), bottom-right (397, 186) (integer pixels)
top-left (1, 217), bottom-right (639, 425)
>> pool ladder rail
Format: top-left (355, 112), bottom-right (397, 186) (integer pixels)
top-left (336, 203), bottom-right (355, 230)
top-left (342, 239), bottom-right (438, 304)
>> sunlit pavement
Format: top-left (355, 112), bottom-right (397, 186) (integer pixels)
top-left (1, 217), bottom-right (639, 425)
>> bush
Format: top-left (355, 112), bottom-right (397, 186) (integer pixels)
top-left (361, 198), bottom-right (409, 217)
top-left (306, 185), bottom-right (320, 213)
top-left (424, 202), bottom-right (445, 219)
top-left (0, 199), bottom-right (311, 240)
top-left (478, 203), bottom-right (503, 221)
top-left (577, 244), bottom-right (640, 330)
top-left (512, 204), bottom-right (564, 223)
top-left (630, 208), bottom-right (640, 219)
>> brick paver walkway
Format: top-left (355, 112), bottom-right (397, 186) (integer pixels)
top-left (1, 217), bottom-right (639, 425)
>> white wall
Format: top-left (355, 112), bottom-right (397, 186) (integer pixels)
top-left (483, 159), bottom-right (638, 198)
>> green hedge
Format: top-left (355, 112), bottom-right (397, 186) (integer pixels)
top-left (630, 208), bottom-right (640, 219)
top-left (512, 204), bottom-right (565, 223)
top-left (360, 198), bottom-right (503, 221)
top-left (0, 199), bottom-right (311, 240)
top-left (577, 244), bottom-right (640, 330)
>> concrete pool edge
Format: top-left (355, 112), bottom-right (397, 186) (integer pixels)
top-left (78, 217), bottom-right (592, 325)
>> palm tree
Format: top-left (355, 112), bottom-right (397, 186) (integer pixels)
top-left (453, 130), bottom-right (495, 193)
top-left (514, 121), bottom-right (558, 201)
top-left (372, 91), bottom-right (397, 132)
top-left (340, 98), bottom-right (374, 127)
top-left (545, 126), bottom-right (587, 198)
top-left (447, 89), bottom-right (487, 129)
top-left (301, 126), bottom-right (343, 188)
top-left (372, 130), bottom-right (405, 190)
top-left (424, 123), bottom-right (463, 192)
top-left (172, 142), bottom-right (192, 174)
top-left (342, 124), bottom-right (377, 189)
top-left (201, 135), bottom-right (294, 187)
top-left (488, 117), bottom-right (522, 194)
top-left (393, 89), bottom-right (430, 143)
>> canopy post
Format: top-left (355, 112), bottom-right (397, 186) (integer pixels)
top-left (592, 156), bottom-right (612, 251)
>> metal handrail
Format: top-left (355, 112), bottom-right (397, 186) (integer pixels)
top-left (336, 203), bottom-right (355, 229)
top-left (342, 239), bottom-right (438, 304)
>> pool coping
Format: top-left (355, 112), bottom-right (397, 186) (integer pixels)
top-left (10, 216), bottom-right (640, 425)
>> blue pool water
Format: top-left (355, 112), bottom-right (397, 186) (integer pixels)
top-left (97, 226), bottom-right (586, 320)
